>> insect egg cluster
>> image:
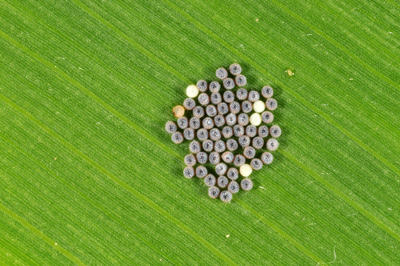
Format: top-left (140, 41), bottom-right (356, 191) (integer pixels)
top-left (165, 63), bottom-right (281, 202)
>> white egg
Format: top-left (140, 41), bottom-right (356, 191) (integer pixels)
top-left (186, 85), bottom-right (199, 98)
top-left (253, 100), bottom-right (265, 113)
top-left (250, 113), bottom-right (262, 126)
top-left (240, 164), bottom-right (253, 177)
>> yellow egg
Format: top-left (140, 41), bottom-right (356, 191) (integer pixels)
top-left (172, 105), bottom-right (185, 118)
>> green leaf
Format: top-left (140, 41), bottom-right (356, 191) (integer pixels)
top-left (1, 0), bottom-right (400, 265)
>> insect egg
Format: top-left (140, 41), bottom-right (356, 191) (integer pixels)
top-left (216, 67), bottom-right (228, 80)
top-left (172, 105), bottom-right (185, 118)
top-left (266, 138), bottom-right (279, 151)
top-left (241, 101), bottom-right (253, 113)
top-left (270, 125), bottom-right (282, 138)
top-left (229, 101), bottom-right (241, 114)
top-left (223, 78), bottom-right (235, 90)
top-left (196, 166), bottom-right (208, 178)
top-left (253, 100), bottom-right (265, 113)
top-left (246, 125), bottom-right (257, 137)
top-left (240, 178), bottom-right (253, 191)
top-left (229, 63), bottom-right (242, 75)
top-left (198, 93), bottom-right (210, 106)
top-left (206, 105), bottom-right (218, 117)
top-left (243, 146), bottom-right (256, 159)
top-left (177, 117), bottom-right (188, 129)
top-left (197, 128), bottom-right (208, 141)
top-left (248, 90), bottom-right (260, 102)
top-left (238, 135), bottom-right (251, 148)
top-left (226, 139), bottom-right (238, 151)
top-left (252, 137), bottom-right (264, 149)
top-left (221, 126), bottom-right (233, 138)
top-left (214, 114), bottom-right (225, 127)
top-left (227, 168), bottom-right (239, 180)
top-left (221, 151), bottom-right (235, 164)
top-left (223, 91), bottom-right (235, 103)
top-left (266, 98), bottom-right (278, 111)
top-left (235, 74), bottom-right (247, 87)
top-left (258, 125), bottom-right (269, 138)
top-left (239, 164), bottom-right (253, 177)
top-left (189, 117), bottom-right (201, 129)
top-left (210, 92), bottom-right (222, 105)
top-left (196, 80), bottom-right (208, 92)
top-left (208, 186), bottom-right (220, 199)
top-left (217, 176), bottom-right (229, 188)
top-left (233, 154), bottom-right (246, 167)
top-left (214, 140), bottom-right (226, 153)
top-left (238, 113), bottom-right (249, 126)
top-left (202, 139), bottom-right (214, 152)
top-left (165, 121), bottom-right (177, 133)
top-left (171, 132), bottom-right (184, 144)
top-left (261, 111), bottom-right (274, 124)
top-left (261, 86), bottom-right (274, 98)
top-left (186, 85), bottom-right (199, 98)
top-left (233, 125), bottom-right (245, 137)
top-left (250, 158), bottom-right (263, 170)
top-left (228, 180), bottom-right (240, 193)
top-left (209, 128), bottom-right (222, 141)
top-left (261, 152), bottom-right (274, 165)
top-left (189, 140), bottom-right (201, 153)
top-left (225, 113), bottom-right (237, 126)
top-left (184, 128), bottom-right (195, 140)
top-left (249, 113), bottom-right (262, 126)
top-left (183, 166), bottom-right (195, 178)
top-left (196, 152), bottom-right (208, 164)
top-left (192, 106), bottom-right (205, 118)
top-left (209, 152), bottom-right (221, 164)
top-left (205, 174), bottom-right (217, 186)
top-left (202, 117), bottom-right (214, 129)
top-left (215, 162), bottom-right (228, 175)
top-left (209, 81), bottom-right (221, 93)
top-left (184, 154), bottom-right (196, 167)
top-left (183, 98), bottom-right (196, 110)
top-left (217, 102), bottom-right (229, 115)
top-left (236, 88), bottom-right (248, 100)
top-left (220, 190), bottom-right (233, 203)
